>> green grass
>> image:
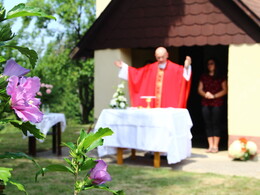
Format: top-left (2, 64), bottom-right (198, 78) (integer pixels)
top-left (1, 159), bottom-right (260, 195)
top-left (0, 123), bottom-right (88, 153)
top-left (1, 124), bottom-right (260, 195)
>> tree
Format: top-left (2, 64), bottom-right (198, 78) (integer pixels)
top-left (17, 0), bottom-right (96, 123)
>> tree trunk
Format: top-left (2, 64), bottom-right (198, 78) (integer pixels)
top-left (0, 180), bottom-right (5, 194)
top-left (78, 75), bottom-right (94, 124)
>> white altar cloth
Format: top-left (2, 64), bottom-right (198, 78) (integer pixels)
top-left (27, 113), bottom-right (66, 142)
top-left (95, 108), bottom-right (193, 164)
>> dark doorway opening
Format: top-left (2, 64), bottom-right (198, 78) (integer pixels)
top-left (132, 46), bottom-right (229, 150)
top-left (178, 45), bottom-right (229, 150)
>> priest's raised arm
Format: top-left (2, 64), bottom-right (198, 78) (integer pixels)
top-left (114, 47), bottom-right (192, 108)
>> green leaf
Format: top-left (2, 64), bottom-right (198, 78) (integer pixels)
top-left (114, 190), bottom-right (126, 195)
top-left (62, 142), bottom-right (76, 151)
top-left (77, 129), bottom-right (88, 145)
top-left (75, 180), bottom-right (93, 192)
top-left (83, 185), bottom-right (125, 195)
top-left (78, 128), bottom-right (113, 151)
top-left (35, 164), bottom-right (74, 181)
top-left (0, 88), bottom-right (6, 95)
top-left (0, 167), bottom-right (12, 184)
top-left (87, 139), bottom-right (104, 152)
top-left (0, 55), bottom-right (6, 62)
top-left (0, 76), bottom-right (8, 87)
top-left (6, 3), bottom-right (56, 20)
top-left (81, 185), bottom-right (95, 191)
top-left (0, 119), bottom-right (22, 125)
top-left (69, 150), bottom-right (78, 159)
top-left (80, 158), bottom-right (96, 171)
top-left (0, 152), bottom-right (41, 169)
top-left (63, 158), bottom-right (73, 167)
top-left (3, 45), bottom-right (38, 68)
top-left (0, 5), bottom-right (6, 21)
top-left (0, 24), bottom-right (14, 42)
top-left (44, 164), bottom-right (74, 173)
top-left (9, 180), bottom-right (27, 195)
top-left (0, 152), bottom-right (33, 160)
top-left (10, 121), bottom-right (45, 140)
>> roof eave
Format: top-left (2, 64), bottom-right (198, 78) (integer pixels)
top-left (210, 0), bottom-right (260, 42)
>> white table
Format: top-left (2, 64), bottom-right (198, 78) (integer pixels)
top-left (95, 108), bottom-right (193, 167)
top-left (28, 113), bottom-right (66, 156)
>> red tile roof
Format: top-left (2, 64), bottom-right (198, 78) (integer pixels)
top-left (72, 0), bottom-right (260, 58)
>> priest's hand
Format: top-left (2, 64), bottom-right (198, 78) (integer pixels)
top-left (184, 56), bottom-right (192, 69)
top-left (114, 60), bottom-right (122, 68)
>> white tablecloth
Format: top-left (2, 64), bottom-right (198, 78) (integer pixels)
top-left (95, 108), bottom-right (193, 164)
top-left (27, 113), bottom-right (66, 142)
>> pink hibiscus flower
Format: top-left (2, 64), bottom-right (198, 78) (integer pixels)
top-left (3, 59), bottom-right (30, 77)
top-left (89, 160), bottom-right (112, 185)
top-left (7, 76), bottom-right (43, 123)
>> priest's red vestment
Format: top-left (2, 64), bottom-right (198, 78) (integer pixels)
top-left (128, 60), bottom-right (191, 108)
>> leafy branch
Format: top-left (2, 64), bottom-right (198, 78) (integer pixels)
top-left (0, 3), bottom-right (55, 68)
top-left (0, 3), bottom-right (55, 194)
top-left (36, 128), bottom-right (124, 195)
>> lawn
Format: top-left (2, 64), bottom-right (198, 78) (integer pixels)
top-left (1, 124), bottom-right (260, 195)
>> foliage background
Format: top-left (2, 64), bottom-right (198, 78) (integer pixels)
top-left (0, 0), bottom-right (96, 124)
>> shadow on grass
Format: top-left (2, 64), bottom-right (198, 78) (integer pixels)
top-left (107, 152), bottom-right (208, 172)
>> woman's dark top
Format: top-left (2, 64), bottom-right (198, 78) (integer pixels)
top-left (200, 74), bottom-right (226, 107)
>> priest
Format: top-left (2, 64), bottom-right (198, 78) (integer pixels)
top-left (114, 47), bottom-right (192, 108)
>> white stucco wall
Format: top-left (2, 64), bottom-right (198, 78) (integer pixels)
top-left (96, 0), bottom-right (111, 17)
top-left (228, 44), bottom-right (260, 137)
top-left (94, 49), bottom-right (131, 119)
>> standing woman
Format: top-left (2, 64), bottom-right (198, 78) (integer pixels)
top-left (198, 58), bottom-right (227, 153)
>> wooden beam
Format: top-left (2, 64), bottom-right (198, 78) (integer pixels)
top-left (52, 125), bottom-right (56, 154)
top-left (28, 137), bottom-right (36, 156)
top-left (57, 122), bottom-right (62, 156)
top-left (131, 149), bottom-right (136, 159)
top-left (154, 152), bottom-right (161, 168)
top-left (117, 148), bottom-right (124, 164)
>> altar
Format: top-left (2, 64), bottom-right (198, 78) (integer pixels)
top-left (95, 108), bottom-right (193, 167)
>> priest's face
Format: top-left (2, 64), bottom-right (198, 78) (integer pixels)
top-left (155, 47), bottom-right (168, 64)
